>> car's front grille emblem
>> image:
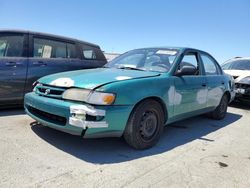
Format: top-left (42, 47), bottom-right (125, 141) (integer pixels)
top-left (44, 89), bottom-right (50, 95)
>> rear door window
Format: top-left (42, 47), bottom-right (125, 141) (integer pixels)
top-left (33, 37), bottom-right (67, 58)
top-left (66, 43), bottom-right (77, 58)
top-left (0, 35), bottom-right (24, 57)
top-left (201, 54), bottom-right (220, 75)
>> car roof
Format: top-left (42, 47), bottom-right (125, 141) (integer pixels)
top-left (230, 57), bottom-right (250, 61)
top-left (135, 46), bottom-right (203, 51)
top-left (0, 29), bottom-right (100, 48)
top-left (133, 47), bottom-right (210, 54)
top-left (223, 57), bottom-right (250, 64)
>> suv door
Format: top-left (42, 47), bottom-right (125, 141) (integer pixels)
top-left (0, 33), bottom-right (28, 105)
top-left (173, 51), bottom-right (207, 118)
top-left (25, 36), bottom-right (75, 93)
top-left (200, 53), bottom-right (225, 108)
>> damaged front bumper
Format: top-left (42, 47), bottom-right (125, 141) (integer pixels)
top-left (69, 105), bottom-right (108, 129)
top-left (234, 83), bottom-right (250, 100)
top-left (24, 92), bottom-right (132, 138)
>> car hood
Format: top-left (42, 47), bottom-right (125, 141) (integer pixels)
top-left (39, 68), bottom-right (161, 89)
top-left (223, 69), bottom-right (250, 83)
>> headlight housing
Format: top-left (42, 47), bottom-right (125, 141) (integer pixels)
top-left (62, 88), bottom-right (116, 105)
top-left (32, 81), bottom-right (42, 91)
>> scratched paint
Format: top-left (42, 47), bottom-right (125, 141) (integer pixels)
top-left (50, 78), bottom-right (74, 87)
top-left (197, 89), bottom-right (208, 104)
top-left (168, 86), bottom-right (182, 106)
top-left (115, 76), bottom-right (132, 80)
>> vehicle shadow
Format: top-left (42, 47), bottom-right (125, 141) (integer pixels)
top-left (0, 107), bottom-right (25, 117)
top-left (31, 112), bottom-right (241, 164)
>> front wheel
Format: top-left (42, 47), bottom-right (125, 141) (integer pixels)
top-left (209, 94), bottom-right (228, 120)
top-left (123, 100), bottom-right (164, 150)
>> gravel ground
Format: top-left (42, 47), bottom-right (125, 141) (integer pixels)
top-left (0, 102), bottom-right (250, 188)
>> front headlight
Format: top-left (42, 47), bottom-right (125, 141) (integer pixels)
top-left (62, 88), bottom-right (90, 102)
top-left (32, 81), bottom-right (42, 92)
top-left (62, 88), bottom-right (116, 105)
top-left (87, 91), bottom-right (116, 105)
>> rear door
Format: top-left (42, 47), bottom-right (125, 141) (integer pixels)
top-left (200, 53), bottom-right (225, 108)
top-left (173, 51), bottom-right (207, 118)
top-left (25, 35), bottom-right (76, 93)
top-left (0, 32), bottom-right (28, 104)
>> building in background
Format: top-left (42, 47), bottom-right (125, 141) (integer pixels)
top-left (104, 52), bottom-right (120, 61)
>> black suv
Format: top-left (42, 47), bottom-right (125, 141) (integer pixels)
top-left (0, 30), bottom-right (107, 107)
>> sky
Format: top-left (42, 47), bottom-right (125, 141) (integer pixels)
top-left (0, 0), bottom-right (250, 63)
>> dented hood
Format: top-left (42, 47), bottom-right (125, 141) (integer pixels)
top-left (38, 68), bottom-right (161, 89)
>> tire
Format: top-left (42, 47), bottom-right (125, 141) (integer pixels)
top-left (209, 94), bottom-right (228, 120)
top-left (123, 100), bottom-right (164, 150)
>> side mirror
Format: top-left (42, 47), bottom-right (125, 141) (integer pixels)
top-left (175, 65), bottom-right (197, 76)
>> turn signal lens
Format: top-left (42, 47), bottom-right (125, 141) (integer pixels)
top-left (103, 95), bottom-right (115, 105)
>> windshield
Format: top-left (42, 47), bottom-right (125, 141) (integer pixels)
top-left (222, 59), bottom-right (250, 70)
top-left (105, 48), bottom-right (179, 73)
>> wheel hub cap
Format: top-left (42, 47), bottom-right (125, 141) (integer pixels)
top-left (140, 112), bottom-right (158, 139)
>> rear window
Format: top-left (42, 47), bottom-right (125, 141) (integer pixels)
top-left (0, 34), bottom-right (24, 57)
top-left (83, 49), bottom-right (96, 59)
top-left (80, 44), bottom-right (106, 61)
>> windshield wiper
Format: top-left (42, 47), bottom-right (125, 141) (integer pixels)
top-left (117, 66), bottom-right (145, 71)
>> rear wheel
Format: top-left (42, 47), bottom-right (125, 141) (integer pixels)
top-left (123, 100), bottom-right (164, 150)
top-left (209, 94), bottom-right (228, 120)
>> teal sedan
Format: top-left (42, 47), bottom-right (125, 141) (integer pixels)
top-left (24, 47), bottom-right (234, 149)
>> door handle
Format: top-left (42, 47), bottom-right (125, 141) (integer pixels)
top-left (202, 83), bottom-right (207, 87)
top-left (221, 82), bottom-right (225, 85)
top-left (33, 61), bottom-right (47, 66)
top-left (5, 62), bottom-right (17, 67)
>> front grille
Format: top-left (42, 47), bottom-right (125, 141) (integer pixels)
top-left (235, 83), bottom-right (250, 89)
top-left (36, 84), bottom-right (66, 99)
top-left (27, 106), bottom-right (67, 126)
top-left (38, 88), bottom-right (64, 95)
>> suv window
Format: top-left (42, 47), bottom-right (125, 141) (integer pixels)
top-left (201, 54), bottom-right (219, 75)
top-left (33, 38), bottom-right (68, 58)
top-left (80, 44), bottom-right (106, 61)
top-left (0, 35), bottom-right (24, 57)
top-left (67, 43), bottom-right (77, 58)
top-left (178, 53), bottom-right (199, 75)
top-left (83, 49), bottom-right (96, 59)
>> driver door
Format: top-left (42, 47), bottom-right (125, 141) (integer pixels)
top-left (173, 51), bottom-right (207, 118)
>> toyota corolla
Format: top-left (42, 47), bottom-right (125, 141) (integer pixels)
top-left (24, 47), bottom-right (234, 149)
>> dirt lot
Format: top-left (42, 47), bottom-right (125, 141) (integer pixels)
top-left (0, 103), bottom-right (250, 188)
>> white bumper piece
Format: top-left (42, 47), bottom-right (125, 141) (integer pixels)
top-left (69, 105), bottom-right (108, 129)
